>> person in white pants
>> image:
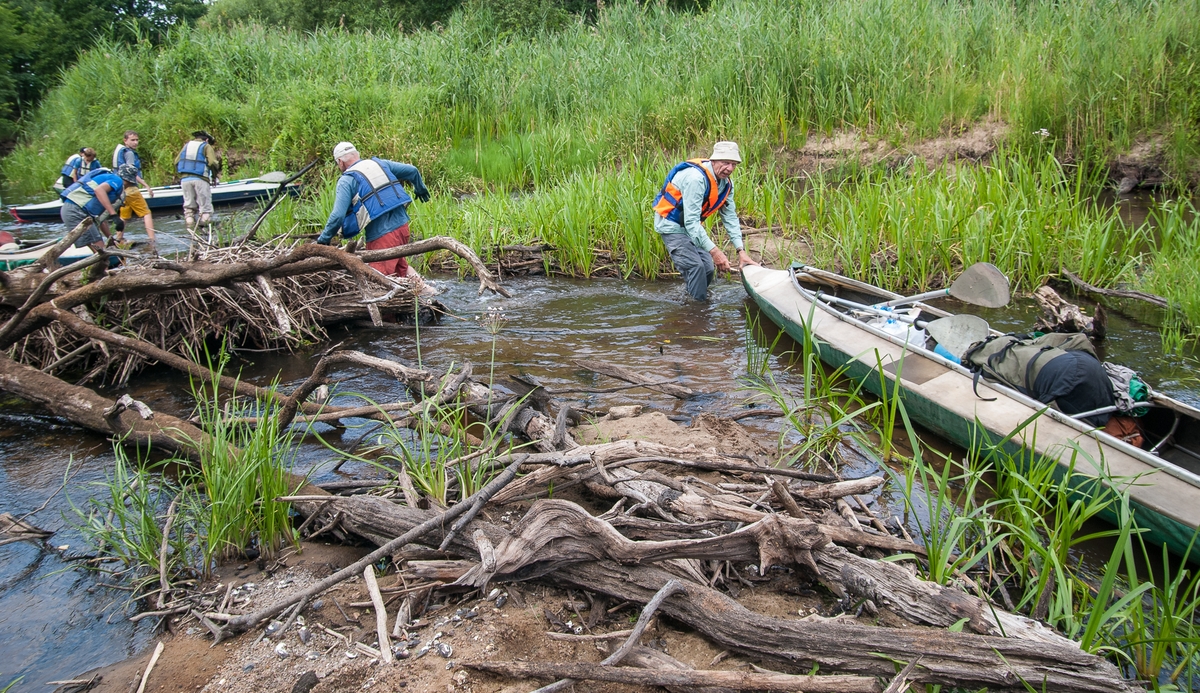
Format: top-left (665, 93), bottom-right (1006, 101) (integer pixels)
top-left (175, 130), bottom-right (220, 232)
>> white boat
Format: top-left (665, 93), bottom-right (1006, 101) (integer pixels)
top-left (0, 238), bottom-right (95, 271)
top-left (9, 173), bottom-right (300, 222)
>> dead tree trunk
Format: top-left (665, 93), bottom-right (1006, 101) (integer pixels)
top-left (288, 496), bottom-right (1133, 692)
top-left (0, 353), bottom-right (212, 457)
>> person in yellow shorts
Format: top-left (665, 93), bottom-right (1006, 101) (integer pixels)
top-left (112, 130), bottom-right (159, 254)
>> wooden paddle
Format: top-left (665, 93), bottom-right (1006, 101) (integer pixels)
top-left (873, 262), bottom-right (1010, 309)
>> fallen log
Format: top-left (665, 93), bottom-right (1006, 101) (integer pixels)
top-left (663, 490), bottom-right (923, 554)
top-left (574, 359), bottom-right (693, 399)
top-left (552, 561), bottom-right (1132, 692)
top-left (1060, 269), bottom-right (1168, 309)
top-left (491, 441), bottom-right (833, 504)
top-left (292, 497), bottom-right (1131, 691)
top-left (622, 646), bottom-right (738, 693)
top-left (220, 456), bottom-right (527, 638)
top-left (464, 660), bottom-right (879, 692)
top-left (1034, 285), bottom-right (1106, 340)
top-left (0, 353), bottom-right (214, 457)
top-left (793, 476), bottom-right (883, 500)
top-left (455, 500), bottom-right (827, 587)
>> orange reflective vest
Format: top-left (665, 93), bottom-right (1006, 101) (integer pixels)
top-left (652, 159), bottom-right (731, 226)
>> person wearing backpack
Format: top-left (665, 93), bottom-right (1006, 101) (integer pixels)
top-left (962, 333), bottom-right (1114, 426)
top-left (652, 141), bottom-right (758, 301)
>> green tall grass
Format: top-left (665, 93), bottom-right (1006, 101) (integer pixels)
top-left (70, 446), bottom-right (188, 579)
top-left (6, 0), bottom-right (1200, 337)
top-left (187, 384), bottom-right (299, 572)
top-left (72, 359), bottom-right (301, 580)
top-left (795, 154), bottom-right (1200, 342)
top-left (5, 0), bottom-right (1199, 191)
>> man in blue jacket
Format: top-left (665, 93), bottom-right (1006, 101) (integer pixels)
top-left (59, 164), bottom-right (138, 252)
top-left (652, 141), bottom-right (758, 300)
top-left (317, 141), bottom-right (430, 278)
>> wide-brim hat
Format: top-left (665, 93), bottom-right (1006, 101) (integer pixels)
top-left (192, 130), bottom-right (215, 144)
top-left (711, 141), bottom-right (742, 163)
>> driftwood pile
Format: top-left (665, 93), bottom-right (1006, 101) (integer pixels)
top-left (254, 440), bottom-right (1134, 692)
top-left (152, 419), bottom-right (1132, 693)
top-left (0, 235), bottom-right (497, 386)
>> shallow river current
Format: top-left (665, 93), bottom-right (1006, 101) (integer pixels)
top-left (1, 198), bottom-right (1197, 688)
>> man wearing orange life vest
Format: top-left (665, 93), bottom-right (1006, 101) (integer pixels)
top-left (652, 141), bottom-right (757, 300)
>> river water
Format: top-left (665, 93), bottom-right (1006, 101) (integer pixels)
top-left (1, 195), bottom-right (1197, 689)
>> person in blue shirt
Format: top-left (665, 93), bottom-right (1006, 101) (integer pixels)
top-left (317, 141), bottom-right (431, 279)
top-left (60, 165), bottom-right (138, 253)
top-left (652, 141), bottom-right (758, 300)
top-left (60, 148), bottom-right (99, 188)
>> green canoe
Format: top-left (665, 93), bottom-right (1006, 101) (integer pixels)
top-left (742, 264), bottom-right (1200, 560)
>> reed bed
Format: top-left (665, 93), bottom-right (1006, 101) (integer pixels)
top-left (4, 0), bottom-right (1199, 191)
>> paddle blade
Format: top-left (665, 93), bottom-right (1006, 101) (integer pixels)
top-left (948, 262), bottom-right (1010, 308)
top-left (255, 171), bottom-right (290, 183)
top-left (926, 314), bottom-right (990, 360)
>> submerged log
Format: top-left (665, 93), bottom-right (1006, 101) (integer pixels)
top-left (574, 359), bottom-right (693, 399)
top-left (0, 512), bottom-right (54, 547)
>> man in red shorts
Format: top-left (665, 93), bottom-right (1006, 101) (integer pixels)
top-left (316, 142), bottom-right (430, 282)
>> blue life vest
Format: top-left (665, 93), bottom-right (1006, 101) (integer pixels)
top-left (652, 159), bottom-right (732, 226)
top-left (62, 155), bottom-right (100, 178)
top-left (61, 154), bottom-right (83, 177)
top-left (113, 144), bottom-right (142, 176)
top-left (341, 158), bottom-right (412, 237)
top-left (62, 169), bottom-right (124, 217)
top-left (176, 140), bottom-right (210, 180)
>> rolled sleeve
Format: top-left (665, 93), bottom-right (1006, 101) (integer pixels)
top-left (319, 175), bottom-right (356, 243)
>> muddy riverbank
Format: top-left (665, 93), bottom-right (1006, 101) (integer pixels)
top-left (2, 267), bottom-right (1195, 690)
